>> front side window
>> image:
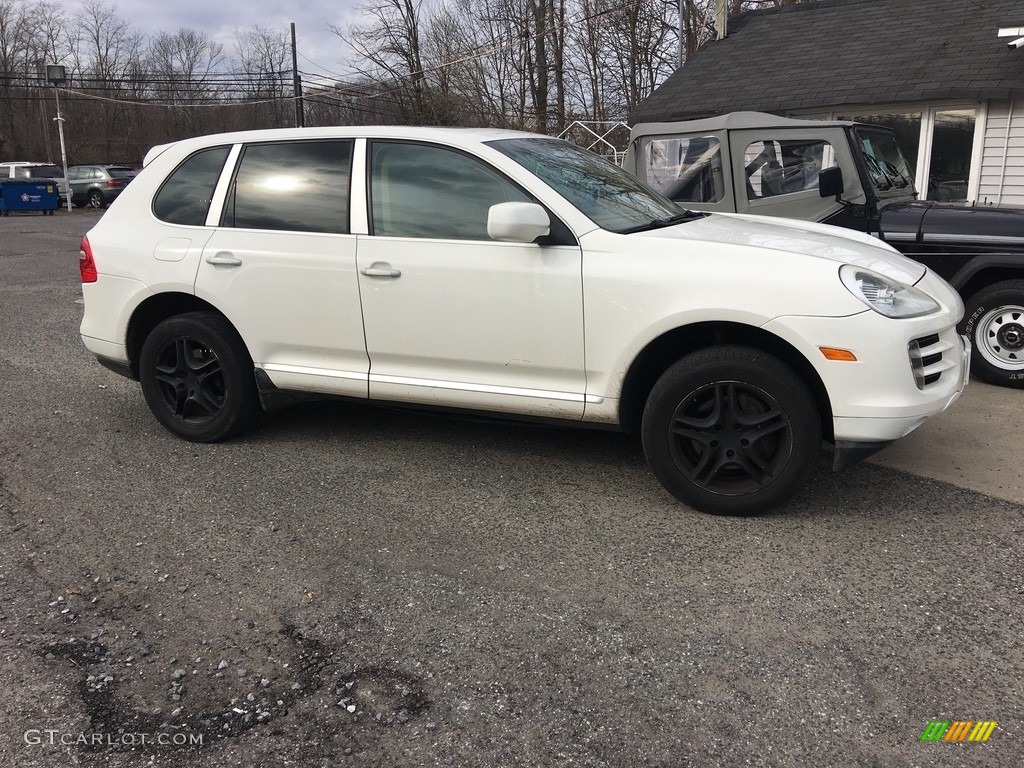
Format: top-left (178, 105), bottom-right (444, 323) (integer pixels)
top-left (370, 142), bottom-right (532, 240)
top-left (225, 141), bottom-right (352, 233)
top-left (489, 137), bottom-right (685, 233)
top-left (744, 139), bottom-right (837, 199)
top-left (638, 135), bottom-right (724, 203)
top-left (153, 146), bottom-right (230, 226)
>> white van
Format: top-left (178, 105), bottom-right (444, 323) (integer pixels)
top-left (0, 162), bottom-right (71, 206)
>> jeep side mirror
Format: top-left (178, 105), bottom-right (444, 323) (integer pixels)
top-left (818, 166), bottom-right (844, 200)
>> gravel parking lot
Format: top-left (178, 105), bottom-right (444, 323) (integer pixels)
top-left (0, 210), bottom-right (1021, 767)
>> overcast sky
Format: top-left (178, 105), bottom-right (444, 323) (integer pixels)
top-left (61, 0), bottom-right (366, 77)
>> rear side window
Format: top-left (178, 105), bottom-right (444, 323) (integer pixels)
top-left (639, 136), bottom-right (725, 203)
top-left (25, 165), bottom-right (62, 179)
top-left (153, 146), bottom-right (230, 226)
top-left (225, 140), bottom-right (352, 234)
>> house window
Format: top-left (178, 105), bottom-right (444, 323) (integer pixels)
top-left (926, 109), bottom-right (975, 202)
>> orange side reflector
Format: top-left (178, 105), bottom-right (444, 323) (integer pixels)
top-left (819, 347), bottom-right (858, 361)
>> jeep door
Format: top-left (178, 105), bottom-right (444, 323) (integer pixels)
top-left (729, 127), bottom-right (861, 221)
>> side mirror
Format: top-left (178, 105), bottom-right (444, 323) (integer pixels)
top-left (487, 202), bottom-right (550, 243)
top-left (818, 166), bottom-right (845, 200)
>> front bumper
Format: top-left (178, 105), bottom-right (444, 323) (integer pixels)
top-left (763, 308), bottom-right (968, 446)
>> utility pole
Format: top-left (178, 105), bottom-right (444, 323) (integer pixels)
top-left (679, 0), bottom-right (685, 67)
top-left (46, 65), bottom-right (72, 213)
top-left (290, 23), bottom-right (305, 128)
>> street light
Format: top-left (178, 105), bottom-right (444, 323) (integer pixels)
top-left (45, 64), bottom-right (71, 213)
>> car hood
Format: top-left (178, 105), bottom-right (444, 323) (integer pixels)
top-left (639, 211), bottom-right (928, 285)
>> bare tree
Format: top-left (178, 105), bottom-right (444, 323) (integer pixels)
top-left (147, 28), bottom-right (224, 138)
top-left (234, 24), bottom-right (290, 128)
top-left (0, 0), bottom-right (33, 156)
top-left (67, 0), bottom-right (146, 160)
top-left (334, 0), bottom-right (430, 123)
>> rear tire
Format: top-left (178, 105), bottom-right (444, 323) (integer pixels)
top-left (962, 280), bottom-right (1024, 389)
top-left (88, 190), bottom-right (105, 209)
top-left (641, 346), bottom-right (821, 515)
top-left (139, 312), bottom-right (259, 442)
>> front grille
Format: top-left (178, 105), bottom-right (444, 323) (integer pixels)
top-left (908, 333), bottom-right (956, 389)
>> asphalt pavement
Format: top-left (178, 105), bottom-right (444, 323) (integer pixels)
top-left (0, 209), bottom-right (1020, 767)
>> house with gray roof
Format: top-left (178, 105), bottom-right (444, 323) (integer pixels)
top-left (631, 0), bottom-right (1024, 206)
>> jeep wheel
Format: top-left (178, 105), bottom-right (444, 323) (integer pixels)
top-left (962, 280), bottom-right (1024, 389)
top-left (641, 347), bottom-right (821, 515)
top-left (88, 190), bottom-right (106, 209)
top-left (139, 312), bottom-right (259, 441)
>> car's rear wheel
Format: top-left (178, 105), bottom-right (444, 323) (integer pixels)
top-left (962, 281), bottom-right (1024, 389)
top-left (139, 312), bottom-right (259, 442)
top-left (88, 190), bottom-right (105, 208)
top-left (641, 346), bottom-right (821, 515)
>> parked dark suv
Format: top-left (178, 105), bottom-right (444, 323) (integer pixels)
top-left (68, 165), bottom-right (136, 208)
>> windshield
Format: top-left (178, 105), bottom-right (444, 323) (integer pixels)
top-left (855, 128), bottom-right (916, 196)
top-left (107, 167), bottom-right (136, 178)
top-left (488, 137), bottom-right (690, 233)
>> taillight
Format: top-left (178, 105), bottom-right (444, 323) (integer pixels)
top-left (80, 236), bottom-right (97, 283)
top-left (106, 179), bottom-right (118, 187)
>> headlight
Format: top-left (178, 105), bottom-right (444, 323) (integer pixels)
top-left (839, 265), bottom-right (939, 318)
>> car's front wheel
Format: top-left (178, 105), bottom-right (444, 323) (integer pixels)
top-left (641, 347), bottom-right (821, 515)
top-left (139, 312), bottom-right (259, 442)
top-left (962, 281), bottom-right (1024, 388)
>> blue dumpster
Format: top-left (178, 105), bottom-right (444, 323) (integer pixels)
top-left (0, 179), bottom-right (60, 216)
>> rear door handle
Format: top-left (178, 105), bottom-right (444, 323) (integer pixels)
top-left (360, 264), bottom-right (401, 278)
top-left (206, 253), bottom-right (242, 267)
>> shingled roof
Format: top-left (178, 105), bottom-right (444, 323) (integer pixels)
top-left (631, 0), bottom-right (1024, 124)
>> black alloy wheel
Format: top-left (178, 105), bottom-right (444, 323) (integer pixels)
top-left (642, 346), bottom-right (821, 515)
top-left (139, 312), bottom-right (259, 442)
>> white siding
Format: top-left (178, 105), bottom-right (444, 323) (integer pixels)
top-left (977, 100), bottom-right (1024, 206)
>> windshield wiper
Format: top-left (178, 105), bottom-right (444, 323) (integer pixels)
top-left (618, 211), bottom-right (705, 234)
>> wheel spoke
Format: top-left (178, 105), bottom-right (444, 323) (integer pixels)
top-left (189, 385), bottom-right (222, 416)
top-left (171, 383), bottom-right (189, 417)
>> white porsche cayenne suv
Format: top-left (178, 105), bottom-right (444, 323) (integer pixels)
top-left (79, 127), bottom-right (968, 514)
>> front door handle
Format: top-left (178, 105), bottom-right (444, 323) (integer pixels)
top-left (360, 264), bottom-right (401, 278)
top-left (206, 253), bottom-right (242, 267)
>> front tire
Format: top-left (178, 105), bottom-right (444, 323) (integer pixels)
top-left (139, 312), bottom-right (259, 442)
top-left (962, 281), bottom-right (1024, 388)
top-left (641, 347), bottom-right (821, 515)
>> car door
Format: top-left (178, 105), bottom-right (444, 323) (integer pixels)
top-left (195, 139), bottom-right (369, 397)
top-left (356, 140), bottom-right (586, 419)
